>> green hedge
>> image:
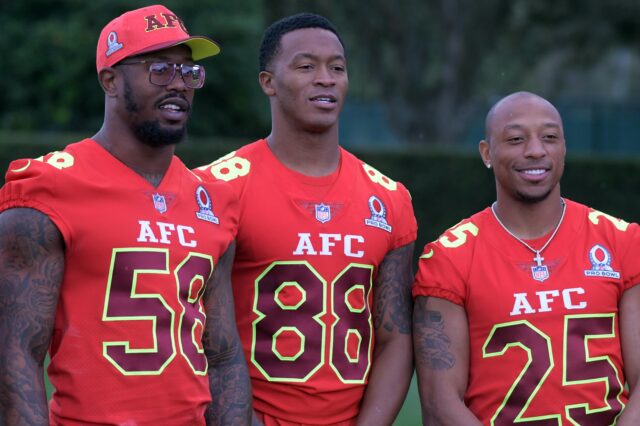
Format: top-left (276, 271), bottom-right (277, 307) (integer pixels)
top-left (2, 138), bottom-right (639, 260)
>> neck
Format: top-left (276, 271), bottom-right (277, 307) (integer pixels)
top-left (266, 126), bottom-right (340, 177)
top-left (492, 189), bottom-right (564, 240)
top-left (93, 126), bottom-right (175, 187)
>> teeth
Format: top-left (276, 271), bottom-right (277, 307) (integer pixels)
top-left (161, 104), bottom-right (181, 111)
top-left (313, 97), bottom-right (333, 103)
top-left (524, 169), bottom-right (545, 175)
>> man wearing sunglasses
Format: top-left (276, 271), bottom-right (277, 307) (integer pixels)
top-left (0, 5), bottom-right (251, 425)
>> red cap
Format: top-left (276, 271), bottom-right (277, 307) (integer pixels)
top-left (96, 4), bottom-right (220, 72)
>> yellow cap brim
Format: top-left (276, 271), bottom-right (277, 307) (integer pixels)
top-left (182, 37), bottom-right (221, 60)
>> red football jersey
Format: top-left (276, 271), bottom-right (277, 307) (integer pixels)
top-left (0, 139), bottom-right (239, 425)
top-left (195, 139), bottom-right (417, 424)
top-left (413, 199), bottom-right (640, 425)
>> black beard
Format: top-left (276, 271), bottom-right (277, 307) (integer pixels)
top-left (124, 78), bottom-right (187, 147)
top-left (132, 120), bottom-right (186, 147)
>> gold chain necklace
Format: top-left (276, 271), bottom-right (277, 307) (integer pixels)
top-left (490, 199), bottom-right (566, 282)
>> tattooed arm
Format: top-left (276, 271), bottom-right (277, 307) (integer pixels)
top-left (356, 243), bottom-right (414, 425)
top-left (0, 208), bottom-right (64, 425)
top-left (413, 296), bottom-right (481, 425)
top-left (204, 241), bottom-right (252, 425)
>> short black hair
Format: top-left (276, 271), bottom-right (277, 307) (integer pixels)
top-left (259, 12), bottom-right (344, 71)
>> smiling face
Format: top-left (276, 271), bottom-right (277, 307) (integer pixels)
top-left (480, 93), bottom-right (566, 205)
top-left (116, 44), bottom-right (196, 147)
top-left (259, 27), bottom-right (348, 134)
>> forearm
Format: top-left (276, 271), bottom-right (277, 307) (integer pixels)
top-left (251, 411), bottom-right (264, 426)
top-left (0, 353), bottom-right (49, 425)
top-left (413, 296), bottom-right (480, 425)
top-left (0, 273), bottom-right (53, 425)
top-left (205, 345), bottom-right (252, 425)
top-left (357, 243), bottom-right (415, 424)
top-left (356, 335), bottom-right (413, 425)
top-left (421, 390), bottom-right (482, 426)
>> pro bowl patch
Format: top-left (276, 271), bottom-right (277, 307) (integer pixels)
top-left (364, 195), bottom-right (392, 233)
top-left (584, 244), bottom-right (620, 279)
top-left (105, 32), bottom-right (123, 57)
top-left (195, 185), bottom-right (219, 224)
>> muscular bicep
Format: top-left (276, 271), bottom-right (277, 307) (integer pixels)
top-left (373, 242), bottom-right (415, 339)
top-left (0, 207), bottom-right (64, 358)
top-left (0, 207), bottom-right (64, 422)
top-left (413, 296), bottom-right (469, 397)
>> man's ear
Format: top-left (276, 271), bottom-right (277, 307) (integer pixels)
top-left (258, 70), bottom-right (275, 96)
top-left (479, 139), bottom-right (492, 169)
top-left (97, 67), bottom-right (119, 97)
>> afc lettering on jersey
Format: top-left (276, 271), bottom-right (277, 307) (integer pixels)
top-left (510, 287), bottom-right (587, 316)
top-left (136, 220), bottom-right (198, 248)
top-left (293, 232), bottom-right (365, 258)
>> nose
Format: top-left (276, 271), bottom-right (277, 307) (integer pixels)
top-left (166, 67), bottom-right (189, 93)
top-left (524, 136), bottom-right (547, 158)
top-left (314, 65), bottom-right (336, 87)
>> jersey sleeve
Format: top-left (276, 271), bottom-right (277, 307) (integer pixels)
top-left (390, 182), bottom-right (418, 250)
top-left (621, 221), bottom-right (640, 290)
top-left (192, 150), bottom-right (249, 189)
top-left (201, 177), bottom-right (240, 241)
top-left (585, 207), bottom-right (640, 291)
top-left (0, 155), bottom-right (72, 242)
top-left (412, 239), bottom-right (468, 306)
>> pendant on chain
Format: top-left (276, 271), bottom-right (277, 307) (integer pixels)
top-left (530, 251), bottom-right (549, 282)
top-left (491, 199), bottom-right (566, 284)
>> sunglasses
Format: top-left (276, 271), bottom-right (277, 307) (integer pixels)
top-left (118, 60), bottom-right (206, 89)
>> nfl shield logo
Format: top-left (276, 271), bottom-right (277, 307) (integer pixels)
top-left (531, 265), bottom-right (549, 282)
top-left (315, 204), bottom-right (331, 223)
top-left (152, 193), bottom-right (167, 214)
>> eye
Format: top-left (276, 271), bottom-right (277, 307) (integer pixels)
top-left (331, 64), bottom-right (346, 72)
top-left (184, 65), bottom-right (202, 79)
top-left (506, 136), bottom-right (524, 144)
top-left (149, 62), bottom-right (171, 75)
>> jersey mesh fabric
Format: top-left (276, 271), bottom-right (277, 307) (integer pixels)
top-left (0, 139), bottom-right (239, 426)
top-left (413, 199), bottom-right (640, 425)
top-left (194, 139), bottom-right (417, 424)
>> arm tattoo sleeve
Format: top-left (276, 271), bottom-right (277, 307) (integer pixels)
top-left (0, 208), bottom-right (64, 425)
top-left (203, 243), bottom-right (252, 425)
top-left (373, 243), bottom-right (415, 335)
top-left (414, 297), bottom-right (456, 370)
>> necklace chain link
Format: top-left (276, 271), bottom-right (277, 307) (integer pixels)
top-left (490, 199), bottom-right (566, 267)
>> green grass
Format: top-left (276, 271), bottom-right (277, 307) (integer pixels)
top-left (395, 374), bottom-right (421, 425)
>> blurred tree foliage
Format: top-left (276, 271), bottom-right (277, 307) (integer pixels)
top-left (274, 0), bottom-right (640, 145)
top-left (3, 0), bottom-right (640, 145)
